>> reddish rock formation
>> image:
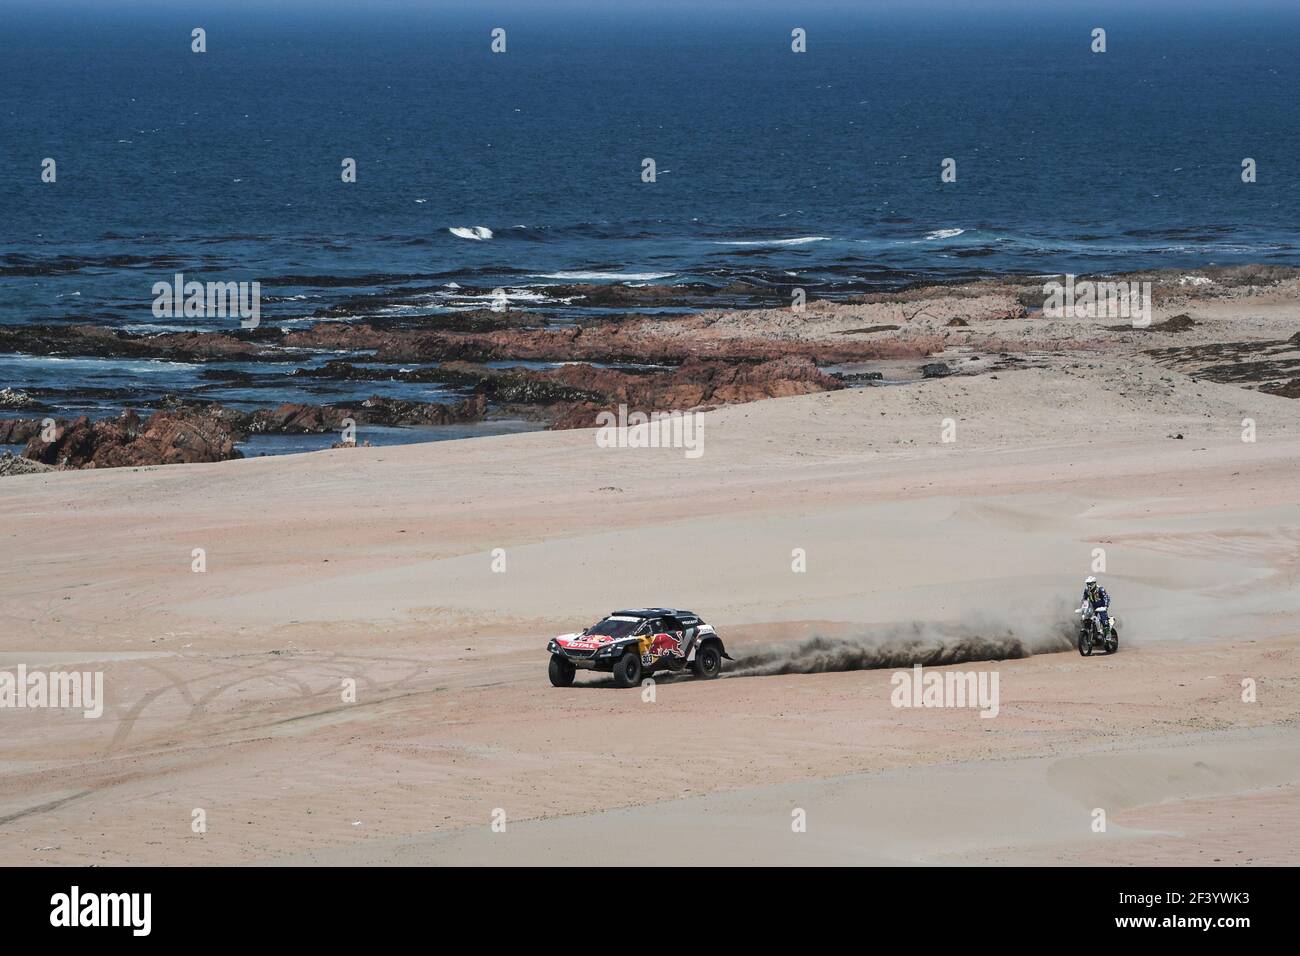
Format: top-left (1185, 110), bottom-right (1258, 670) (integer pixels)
top-left (24, 410), bottom-right (243, 469)
top-left (283, 320), bottom-right (898, 367)
top-left (0, 418), bottom-right (46, 445)
top-left (427, 355), bottom-right (843, 432)
top-left (9, 394), bottom-right (488, 470)
top-left (3, 310), bottom-right (918, 371)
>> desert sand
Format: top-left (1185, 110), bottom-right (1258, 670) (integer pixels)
top-left (2, 278), bottom-right (1298, 865)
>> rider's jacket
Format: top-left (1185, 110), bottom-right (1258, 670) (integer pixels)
top-left (1082, 585), bottom-right (1111, 610)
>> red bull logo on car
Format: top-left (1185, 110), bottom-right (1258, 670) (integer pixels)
top-left (647, 632), bottom-right (682, 657)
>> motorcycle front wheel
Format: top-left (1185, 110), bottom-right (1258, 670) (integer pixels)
top-left (1078, 631), bottom-right (1093, 656)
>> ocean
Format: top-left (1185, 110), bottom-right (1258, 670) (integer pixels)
top-left (3, 0), bottom-right (1298, 451)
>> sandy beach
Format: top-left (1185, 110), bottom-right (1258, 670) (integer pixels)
top-left (2, 276), bottom-right (1299, 865)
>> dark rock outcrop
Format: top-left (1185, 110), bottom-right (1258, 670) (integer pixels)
top-left (0, 323), bottom-right (268, 362)
top-left (1261, 379), bottom-right (1300, 399)
top-left (245, 395), bottom-right (486, 433)
top-left (1109, 313), bottom-right (1197, 333)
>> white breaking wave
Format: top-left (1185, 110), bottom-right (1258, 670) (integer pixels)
top-left (530, 271), bottom-right (675, 281)
top-left (714, 236), bottom-right (831, 246)
top-left (444, 288), bottom-right (559, 304)
top-left (449, 225), bottom-right (494, 240)
top-left (924, 228), bottom-right (966, 240)
top-left (14, 354), bottom-right (198, 370)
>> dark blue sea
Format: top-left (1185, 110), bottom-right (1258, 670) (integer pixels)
top-left (3, 0), bottom-right (1298, 452)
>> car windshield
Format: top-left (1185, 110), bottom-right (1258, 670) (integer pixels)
top-left (585, 617), bottom-right (642, 639)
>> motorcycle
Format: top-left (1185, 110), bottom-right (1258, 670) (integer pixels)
top-left (1074, 604), bottom-right (1119, 656)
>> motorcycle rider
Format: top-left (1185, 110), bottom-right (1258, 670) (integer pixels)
top-left (1080, 576), bottom-right (1113, 635)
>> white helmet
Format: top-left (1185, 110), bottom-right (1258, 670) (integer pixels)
top-left (1084, 576), bottom-right (1098, 587)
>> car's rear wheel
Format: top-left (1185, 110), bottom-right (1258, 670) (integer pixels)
top-left (612, 651), bottom-right (643, 688)
top-left (692, 643), bottom-right (722, 680)
top-left (548, 654), bottom-right (576, 687)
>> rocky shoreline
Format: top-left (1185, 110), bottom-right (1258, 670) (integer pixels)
top-left (4, 267), bottom-right (1299, 471)
top-left (2, 393), bottom-right (491, 469)
top-left (0, 285), bottom-right (901, 469)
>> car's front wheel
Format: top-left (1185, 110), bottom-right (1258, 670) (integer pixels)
top-left (612, 651), bottom-right (643, 688)
top-left (548, 654), bottom-right (576, 687)
top-left (692, 643), bottom-right (723, 680)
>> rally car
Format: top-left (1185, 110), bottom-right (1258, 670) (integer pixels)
top-left (546, 609), bottom-right (731, 688)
